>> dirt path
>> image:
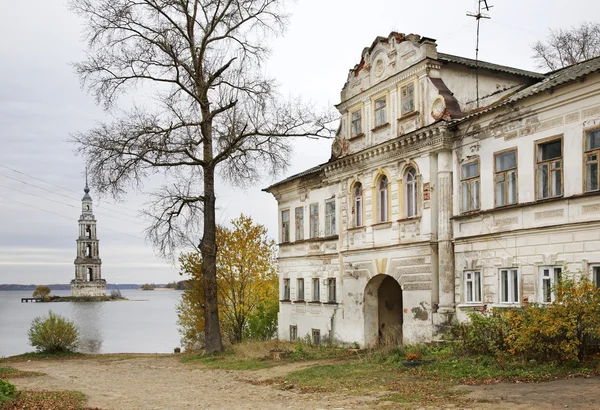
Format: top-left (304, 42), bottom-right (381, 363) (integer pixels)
top-left (6, 356), bottom-right (600, 409)
top-left (7, 356), bottom-right (375, 410)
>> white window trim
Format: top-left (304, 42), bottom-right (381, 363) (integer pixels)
top-left (539, 266), bottom-right (562, 303)
top-left (464, 270), bottom-right (482, 303)
top-left (590, 264), bottom-right (600, 287)
top-left (498, 268), bottom-right (520, 304)
top-left (405, 167), bottom-right (418, 218)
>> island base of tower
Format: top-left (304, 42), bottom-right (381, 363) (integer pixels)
top-left (70, 279), bottom-right (106, 297)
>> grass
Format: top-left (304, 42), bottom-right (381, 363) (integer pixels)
top-left (0, 367), bottom-right (45, 379)
top-left (0, 352), bottom-right (84, 364)
top-left (0, 390), bottom-right (98, 410)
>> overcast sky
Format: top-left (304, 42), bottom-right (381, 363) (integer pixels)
top-left (1, 0), bottom-right (597, 285)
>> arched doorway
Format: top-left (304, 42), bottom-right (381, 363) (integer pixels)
top-left (364, 274), bottom-right (403, 346)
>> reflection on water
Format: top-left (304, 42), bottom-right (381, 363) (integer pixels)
top-left (0, 290), bottom-right (182, 357)
top-left (72, 303), bottom-right (103, 353)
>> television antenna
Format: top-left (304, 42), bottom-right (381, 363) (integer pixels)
top-left (467, 0), bottom-right (493, 109)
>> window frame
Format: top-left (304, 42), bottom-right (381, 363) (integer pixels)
top-left (312, 278), bottom-right (320, 302)
top-left (312, 328), bottom-right (321, 345)
top-left (405, 166), bottom-right (418, 217)
top-left (327, 278), bottom-right (337, 303)
top-left (590, 264), bottom-right (600, 288)
top-left (535, 135), bottom-right (563, 200)
top-left (324, 197), bottom-right (336, 236)
top-left (539, 266), bottom-right (562, 303)
top-left (372, 93), bottom-right (388, 129)
top-left (584, 126), bottom-right (600, 193)
top-left (399, 80), bottom-right (416, 117)
top-left (461, 159), bottom-right (480, 213)
top-left (294, 206), bottom-right (304, 241)
top-left (352, 182), bottom-right (363, 227)
top-left (282, 278), bottom-right (291, 300)
top-left (289, 325), bottom-right (297, 342)
top-left (281, 209), bottom-right (290, 243)
top-left (494, 148), bottom-right (518, 207)
top-left (499, 268), bottom-right (519, 304)
top-left (309, 203), bottom-right (319, 239)
top-left (376, 174), bottom-right (390, 223)
top-left (296, 278), bottom-right (305, 301)
top-left (464, 270), bottom-right (482, 303)
top-left (349, 105), bottom-right (363, 138)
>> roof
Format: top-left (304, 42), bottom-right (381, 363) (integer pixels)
top-left (262, 164), bottom-right (324, 192)
top-left (452, 55), bottom-right (600, 124)
top-left (438, 53), bottom-right (545, 79)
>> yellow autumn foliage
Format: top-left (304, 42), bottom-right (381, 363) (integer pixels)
top-left (177, 214), bottom-right (278, 348)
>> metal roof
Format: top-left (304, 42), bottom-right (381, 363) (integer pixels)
top-left (438, 53), bottom-right (545, 79)
top-left (452, 55), bottom-right (600, 124)
top-left (262, 164), bottom-right (324, 192)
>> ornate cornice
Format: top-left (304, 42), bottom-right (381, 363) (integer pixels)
top-left (324, 123), bottom-right (452, 176)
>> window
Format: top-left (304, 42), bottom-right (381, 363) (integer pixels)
top-left (584, 128), bottom-right (600, 192)
top-left (325, 198), bottom-right (336, 236)
top-left (400, 83), bottom-right (415, 116)
top-left (405, 167), bottom-right (418, 217)
top-left (295, 207), bottom-right (304, 241)
top-left (282, 278), bottom-right (290, 300)
top-left (85, 225), bottom-right (91, 239)
top-left (309, 203), bottom-right (319, 238)
top-left (353, 183), bottom-right (363, 227)
top-left (289, 325), bottom-right (297, 342)
top-left (499, 268), bottom-right (519, 303)
top-left (461, 160), bottom-right (480, 212)
top-left (351, 110), bottom-right (362, 137)
top-left (327, 278), bottom-right (336, 303)
top-left (592, 266), bottom-right (600, 287)
top-left (536, 137), bottom-right (562, 199)
top-left (464, 271), bottom-right (482, 303)
top-left (296, 278), bottom-right (304, 301)
top-left (377, 175), bottom-right (389, 222)
top-left (312, 278), bottom-right (320, 301)
top-left (540, 266), bottom-right (562, 303)
top-left (312, 328), bottom-right (321, 345)
top-left (495, 150), bottom-right (517, 207)
top-left (281, 210), bottom-right (290, 243)
top-left (374, 96), bottom-right (387, 127)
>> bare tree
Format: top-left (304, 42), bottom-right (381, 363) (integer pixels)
top-left (69, 0), bottom-right (333, 353)
top-left (532, 21), bottom-right (600, 71)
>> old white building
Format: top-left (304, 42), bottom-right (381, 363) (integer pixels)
top-left (71, 182), bottom-right (106, 297)
top-left (264, 32), bottom-right (600, 346)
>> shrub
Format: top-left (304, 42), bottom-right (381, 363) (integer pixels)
top-left (32, 286), bottom-right (51, 299)
top-left (450, 310), bottom-right (510, 357)
top-left (0, 379), bottom-right (16, 402)
top-left (110, 289), bottom-right (123, 299)
top-left (28, 311), bottom-right (79, 353)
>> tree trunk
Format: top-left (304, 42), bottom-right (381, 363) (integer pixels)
top-left (201, 166), bottom-right (224, 353)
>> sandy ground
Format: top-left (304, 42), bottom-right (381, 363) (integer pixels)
top-left (7, 356), bottom-right (600, 410)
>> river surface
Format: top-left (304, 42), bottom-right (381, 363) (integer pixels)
top-left (0, 290), bottom-right (181, 357)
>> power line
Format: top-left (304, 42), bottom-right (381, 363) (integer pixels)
top-left (0, 163), bottom-right (141, 216)
top-left (0, 172), bottom-right (141, 220)
top-left (0, 183), bottom-right (140, 225)
top-left (0, 194), bottom-right (144, 240)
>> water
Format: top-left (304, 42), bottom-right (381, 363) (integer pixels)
top-left (0, 289), bottom-right (182, 357)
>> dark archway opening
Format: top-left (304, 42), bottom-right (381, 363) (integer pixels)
top-left (364, 274), bottom-right (403, 346)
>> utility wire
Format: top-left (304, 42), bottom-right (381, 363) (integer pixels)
top-left (0, 184), bottom-right (140, 225)
top-left (0, 194), bottom-right (144, 240)
top-left (0, 172), bottom-right (142, 220)
top-left (0, 163), bottom-right (141, 216)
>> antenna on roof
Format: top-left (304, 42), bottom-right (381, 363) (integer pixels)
top-left (467, 0), bottom-right (493, 109)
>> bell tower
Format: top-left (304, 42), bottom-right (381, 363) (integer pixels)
top-left (71, 180), bottom-right (106, 297)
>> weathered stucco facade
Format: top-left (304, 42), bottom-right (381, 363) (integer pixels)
top-left (265, 32), bottom-right (600, 346)
top-left (71, 183), bottom-right (106, 297)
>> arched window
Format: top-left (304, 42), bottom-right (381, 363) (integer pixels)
top-left (353, 183), bottom-right (363, 227)
top-left (405, 167), bottom-right (418, 217)
top-left (377, 175), bottom-right (389, 222)
top-left (87, 267), bottom-right (93, 281)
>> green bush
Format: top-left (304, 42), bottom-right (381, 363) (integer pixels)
top-left (32, 285), bottom-right (51, 299)
top-left (28, 311), bottom-right (79, 353)
top-left (450, 310), bottom-right (510, 357)
top-left (0, 379), bottom-right (16, 402)
top-left (244, 299), bottom-right (278, 341)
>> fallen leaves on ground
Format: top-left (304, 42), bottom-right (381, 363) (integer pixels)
top-left (0, 390), bottom-right (99, 410)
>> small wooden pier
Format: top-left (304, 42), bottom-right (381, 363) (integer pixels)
top-left (21, 297), bottom-right (43, 303)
